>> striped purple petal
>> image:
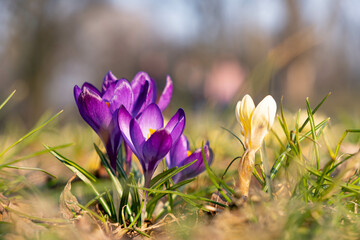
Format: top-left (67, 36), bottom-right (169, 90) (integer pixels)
top-left (137, 104), bottom-right (164, 138)
top-left (157, 75), bottom-right (173, 111)
top-left (164, 108), bottom-right (186, 143)
top-left (102, 71), bottom-right (117, 93)
top-left (102, 79), bottom-right (133, 114)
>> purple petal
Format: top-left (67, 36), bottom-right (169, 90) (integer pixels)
top-left (130, 118), bottom-right (145, 160)
top-left (137, 104), bottom-right (164, 138)
top-left (157, 75), bottom-right (173, 111)
top-left (105, 121), bottom-right (122, 170)
top-left (142, 129), bottom-right (172, 172)
top-left (102, 79), bottom-right (133, 114)
top-left (190, 143), bottom-right (213, 173)
top-left (74, 85), bottom-right (81, 102)
top-left (175, 143), bottom-right (213, 182)
top-left (131, 72), bottom-right (156, 113)
top-left (166, 134), bottom-right (189, 169)
top-left (102, 71), bottom-right (117, 93)
top-left (118, 106), bottom-right (136, 154)
top-left (131, 80), bottom-right (149, 117)
top-left (165, 108), bottom-right (186, 143)
top-left (77, 84), bottom-right (112, 137)
top-left (82, 82), bottom-right (102, 97)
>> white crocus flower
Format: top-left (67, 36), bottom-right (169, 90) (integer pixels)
top-left (235, 94), bottom-right (277, 199)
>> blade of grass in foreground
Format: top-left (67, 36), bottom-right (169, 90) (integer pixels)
top-left (45, 146), bottom-right (96, 182)
top-left (131, 186), bottom-right (228, 208)
top-left (0, 143), bottom-right (73, 167)
top-left (306, 98), bottom-right (320, 170)
top-left (0, 110), bottom-right (63, 159)
top-left (150, 160), bottom-right (196, 190)
top-left (2, 165), bottom-right (56, 178)
top-left (202, 143), bottom-right (232, 202)
top-left (267, 93), bottom-right (331, 184)
top-left (267, 118), bottom-right (330, 184)
top-left (46, 146), bottom-right (112, 218)
top-left (94, 144), bottom-right (123, 221)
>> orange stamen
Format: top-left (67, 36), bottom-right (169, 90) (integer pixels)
top-left (147, 128), bottom-right (156, 139)
top-left (187, 150), bottom-right (192, 157)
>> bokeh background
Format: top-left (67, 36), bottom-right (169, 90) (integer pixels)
top-left (1, 0), bottom-right (360, 126)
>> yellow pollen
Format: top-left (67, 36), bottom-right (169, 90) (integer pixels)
top-left (187, 150), bottom-right (192, 157)
top-left (147, 128), bottom-right (156, 139)
top-left (106, 102), bottom-right (110, 107)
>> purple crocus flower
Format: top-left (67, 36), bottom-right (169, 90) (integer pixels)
top-left (118, 103), bottom-right (185, 187)
top-left (166, 135), bottom-right (213, 183)
top-left (74, 71), bottom-right (174, 172)
top-left (104, 71), bottom-right (173, 170)
top-left (74, 78), bottom-right (133, 170)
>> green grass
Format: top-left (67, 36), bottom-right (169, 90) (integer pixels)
top-left (1, 91), bottom-right (360, 239)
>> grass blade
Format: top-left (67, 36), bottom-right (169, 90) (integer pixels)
top-left (0, 90), bottom-right (16, 111)
top-left (306, 98), bottom-right (320, 169)
top-left (3, 165), bottom-right (56, 178)
top-left (0, 111), bottom-right (63, 159)
top-left (0, 143), bottom-right (72, 167)
top-left (131, 186), bottom-right (228, 208)
top-left (45, 146), bottom-right (96, 182)
top-left (221, 126), bottom-right (245, 151)
top-left (149, 167), bottom-right (177, 187)
top-left (150, 160), bottom-right (196, 190)
top-left (46, 146), bottom-right (112, 218)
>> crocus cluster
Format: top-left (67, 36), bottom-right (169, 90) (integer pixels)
top-left (74, 71), bottom-right (212, 187)
top-left (235, 94), bottom-right (277, 198)
top-left (74, 71), bottom-right (172, 170)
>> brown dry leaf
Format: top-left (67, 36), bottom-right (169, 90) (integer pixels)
top-left (59, 175), bottom-right (81, 219)
top-left (208, 192), bottom-right (229, 215)
top-left (0, 194), bottom-right (10, 221)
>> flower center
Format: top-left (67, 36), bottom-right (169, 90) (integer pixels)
top-left (105, 102), bottom-right (110, 107)
top-left (147, 128), bottom-right (156, 139)
top-left (187, 150), bottom-right (192, 157)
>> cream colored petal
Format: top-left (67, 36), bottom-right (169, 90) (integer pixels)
top-left (239, 95), bottom-right (255, 125)
top-left (238, 95), bottom-right (255, 148)
top-left (250, 95), bottom-right (277, 151)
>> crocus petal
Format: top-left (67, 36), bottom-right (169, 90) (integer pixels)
top-left (250, 95), bottom-right (277, 151)
top-left (118, 105), bottom-right (136, 154)
top-left (102, 71), bottom-right (117, 93)
top-left (235, 101), bottom-right (244, 135)
top-left (82, 82), bottom-right (102, 96)
top-left (165, 108), bottom-right (186, 143)
top-left (130, 118), bottom-right (145, 160)
top-left (74, 85), bottom-right (81, 102)
top-left (142, 129), bottom-right (172, 171)
top-left (186, 143), bottom-right (212, 173)
top-left (77, 85), bottom-right (112, 136)
top-left (166, 134), bottom-right (189, 169)
top-left (239, 94), bottom-right (255, 147)
top-left (157, 75), bottom-right (173, 111)
top-left (131, 80), bottom-right (149, 117)
top-left (239, 94), bottom-right (255, 129)
top-left (102, 79), bottom-right (133, 114)
top-left (106, 121), bottom-right (122, 170)
top-left (131, 72), bottom-right (155, 112)
top-left (174, 142), bottom-right (213, 183)
top-left (137, 104), bottom-right (164, 138)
